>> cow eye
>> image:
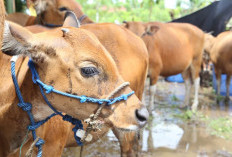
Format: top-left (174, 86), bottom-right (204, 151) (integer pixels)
top-left (59, 7), bottom-right (68, 11)
top-left (81, 67), bottom-right (99, 77)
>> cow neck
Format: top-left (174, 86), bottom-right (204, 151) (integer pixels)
top-left (0, 55), bottom-right (52, 154)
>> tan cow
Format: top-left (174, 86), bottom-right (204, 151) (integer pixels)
top-left (0, 11), bottom-right (148, 157)
top-left (204, 31), bottom-right (232, 99)
top-left (11, 0), bottom-right (149, 157)
top-left (123, 21), bottom-right (205, 111)
top-left (7, 1), bottom-right (149, 157)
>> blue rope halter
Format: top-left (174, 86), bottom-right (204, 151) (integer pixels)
top-left (11, 56), bottom-right (134, 156)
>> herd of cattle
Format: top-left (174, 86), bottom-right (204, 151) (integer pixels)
top-left (0, 0), bottom-right (231, 157)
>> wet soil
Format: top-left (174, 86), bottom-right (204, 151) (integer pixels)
top-left (62, 79), bottom-right (232, 157)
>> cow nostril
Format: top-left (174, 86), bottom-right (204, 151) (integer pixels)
top-left (135, 109), bottom-right (147, 122)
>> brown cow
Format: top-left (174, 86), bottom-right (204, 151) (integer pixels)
top-left (25, 0), bottom-right (93, 26)
top-left (6, 0), bottom-right (93, 27)
top-left (123, 21), bottom-right (205, 111)
top-left (0, 12), bottom-right (148, 157)
top-left (13, 23), bottom-right (148, 157)
top-left (10, 0), bottom-right (149, 156)
top-left (204, 31), bottom-right (232, 99)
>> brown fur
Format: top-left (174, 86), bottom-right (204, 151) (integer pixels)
top-left (1, 20), bottom-right (145, 156)
top-left (205, 31), bottom-right (232, 97)
top-left (26, 0), bottom-right (93, 26)
top-left (23, 24), bottom-right (148, 157)
top-left (124, 21), bottom-right (205, 110)
top-left (6, 12), bottom-right (36, 26)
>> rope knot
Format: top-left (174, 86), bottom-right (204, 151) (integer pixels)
top-left (80, 96), bottom-right (87, 103)
top-left (27, 125), bottom-right (36, 131)
top-left (18, 102), bottom-right (32, 111)
top-left (122, 94), bottom-right (128, 100)
top-left (43, 85), bottom-right (54, 94)
top-left (63, 115), bottom-right (73, 122)
top-left (35, 138), bottom-right (44, 147)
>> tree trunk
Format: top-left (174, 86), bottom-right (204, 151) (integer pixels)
top-left (5, 0), bottom-right (15, 13)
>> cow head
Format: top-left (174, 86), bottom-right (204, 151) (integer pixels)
top-left (123, 21), bottom-right (159, 37)
top-left (1, 13), bottom-right (148, 131)
top-left (204, 33), bottom-right (215, 55)
top-left (27, 0), bottom-right (93, 25)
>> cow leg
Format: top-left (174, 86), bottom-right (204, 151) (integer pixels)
top-left (112, 128), bottom-right (137, 157)
top-left (149, 84), bottom-right (157, 112)
top-left (226, 75), bottom-right (231, 100)
top-left (142, 78), bottom-right (150, 105)
top-left (215, 69), bottom-right (222, 96)
top-left (190, 53), bottom-right (202, 111)
top-left (191, 65), bottom-right (201, 111)
top-left (191, 77), bottom-right (200, 111)
top-left (182, 69), bottom-right (192, 108)
top-left (184, 79), bottom-right (191, 108)
top-left (148, 73), bottom-right (159, 113)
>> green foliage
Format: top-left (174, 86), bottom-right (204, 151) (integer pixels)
top-left (174, 110), bottom-right (194, 120)
top-left (174, 110), bottom-right (206, 121)
top-left (4, 0), bottom-right (26, 13)
top-left (171, 95), bottom-right (179, 102)
top-left (76, 0), bottom-right (212, 23)
top-left (15, 0), bottom-right (26, 12)
top-left (209, 117), bottom-right (232, 140)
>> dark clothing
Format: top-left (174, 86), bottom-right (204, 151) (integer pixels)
top-left (172, 0), bottom-right (232, 36)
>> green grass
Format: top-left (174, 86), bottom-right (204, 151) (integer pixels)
top-left (208, 117), bottom-right (232, 140)
top-left (171, 95), bottom-right (179, 102)
top-left (175, 110), bottom-right (232, 141)
top-left (174, 110), bottom-right (207, 121)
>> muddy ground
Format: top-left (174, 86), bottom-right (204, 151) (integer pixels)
top-left (62, 78), bottom-right (232, 157)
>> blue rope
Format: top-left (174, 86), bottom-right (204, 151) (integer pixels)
top-left (11, 60), bottom-right (45, 157)
top-left (28, 59), bottom-right (134, 105)
top-left (11, 58), bottom-right (134, 156)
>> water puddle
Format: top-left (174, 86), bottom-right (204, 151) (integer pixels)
top-left (62, 79), bottom-right (232, 157)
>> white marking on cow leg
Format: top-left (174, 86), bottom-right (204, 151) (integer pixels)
top-left (226, 75), bottom-right (231, 99)
top-left (192, 77), bottom-right (200, 111)
top-left (183, 79), bottom-right (191, 107)
top-left (150, 84), bottom-right (156, 103)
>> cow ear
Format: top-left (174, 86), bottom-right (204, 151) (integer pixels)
top-left (146, 25), bottom-right (159, 35)
top-left (122, 21), bottom-right (128, 28)
top-left (63, 11), bottom-right (80, 28)
top-left (2, 21), bottom-right (55, 63)
top-left (2, 21), bottom-right (33, 56)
